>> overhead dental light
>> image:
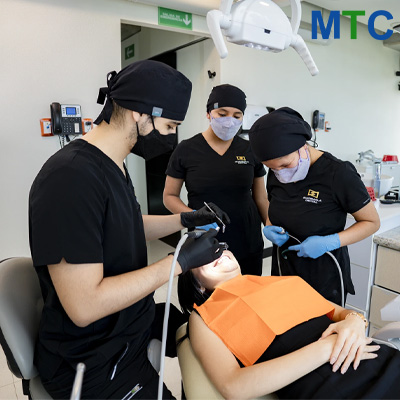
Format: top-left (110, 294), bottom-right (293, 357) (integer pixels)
top-left (207, 0), bottom-right (319, 76)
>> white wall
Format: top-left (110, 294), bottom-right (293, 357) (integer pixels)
top-left (0, 0), bottom-right (209, 259)
top-left (2, 0), bottom-right (400, 260)
top-left (220, 13), bottom-right (400, 163)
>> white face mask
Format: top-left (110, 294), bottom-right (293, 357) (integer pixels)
top-left (210, 116), bottom-right (242, 141)
top-left (272, 148), bottom-right (310, 184)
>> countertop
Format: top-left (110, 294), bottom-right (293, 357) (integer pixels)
top-left (373, 225), bottom-right (400, 251)
top-left (348, 201), bottom-right (400, 250)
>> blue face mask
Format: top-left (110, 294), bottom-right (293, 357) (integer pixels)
top-left (210, 116), bottom-right (242, 141)
top-left (273, 148), bottom-right (310, 184)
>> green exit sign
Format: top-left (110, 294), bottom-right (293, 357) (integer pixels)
top-left (158, 7), bottom-right (192, 30)
top-left (124, 44), bottom-right (135, 60)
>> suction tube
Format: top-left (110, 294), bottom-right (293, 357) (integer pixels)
top-left (277, 233), bottom-right (344, 307)
top-left (157, 233), bottom-right (188, 400)
top-left (157, 230), bottom-right (208, 400)
top-left (290, 34), bottom-right (319, 76)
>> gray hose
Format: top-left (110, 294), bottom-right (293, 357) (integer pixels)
top-left (157, 233), bottom-right (189, 400)
top-left (70, 363), bottom-right (85, 400)
top-left (277, 233), bottom-right (345, 307)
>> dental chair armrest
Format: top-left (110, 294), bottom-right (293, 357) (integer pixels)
top-left (372, 322), bottom-right (400, 342)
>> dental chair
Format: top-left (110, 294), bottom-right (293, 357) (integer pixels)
top-left (0, 257), bottom-right (52, 399)
top-left (176, 323), bottom-right (277, 400)
top-left (0, 257), bottom-right (163, 400)
top-left (176, 320), bottom-right (400, 400)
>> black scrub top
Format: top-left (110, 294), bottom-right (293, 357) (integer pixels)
top-left (267, 152), bottom-right (371, 303)
top-left (166, 133), bottom-right (266, 264)
top-left (29, 139), bottom-right (154, 379)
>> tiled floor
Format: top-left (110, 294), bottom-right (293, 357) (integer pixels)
top-left (0, 240), bottom-right (271, 399)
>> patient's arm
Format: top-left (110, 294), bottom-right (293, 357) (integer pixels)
top-left (320, 303), bottom-right (369, 373)
top-left (190, 312), bottom-right (379, 400)
top-left (190, 312), bottom-right (336, 400)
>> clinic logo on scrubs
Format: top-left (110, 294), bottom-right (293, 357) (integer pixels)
top-left (303, 189), bottom-right (322, 204)
top-left (235, 156), bottom-right (249, 165)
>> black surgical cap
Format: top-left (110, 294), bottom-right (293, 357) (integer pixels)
top-left (206, 84), bottom-right (247, 114)
top-left (249, 107), bottom-right (312, 161)
top-left (94, 60), bottom-right (192, 125)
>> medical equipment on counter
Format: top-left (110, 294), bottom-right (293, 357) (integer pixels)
top-left (382, 155), bottom-right (399, 164)
top-left (207, 0), bottom-right (319, 76)
top-left (374, 162), bottom-right (381, 199)
top-left (380, 189), bottom-right (400, 204)
top-left (277, 231), bottom-right (345, 307)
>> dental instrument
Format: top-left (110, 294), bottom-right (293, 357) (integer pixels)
top-left (204, 201), bottom-right (226, 233)
top-left (278, 231), bottom-right (345, 308)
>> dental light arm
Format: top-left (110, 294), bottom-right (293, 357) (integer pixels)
top-left (207, 0), bottom-right (319, 76)
top-left (291, 34), bottom-right (319, 76)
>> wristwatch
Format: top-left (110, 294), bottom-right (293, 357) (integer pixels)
top-left (345, 311), bottom-right (369, 328)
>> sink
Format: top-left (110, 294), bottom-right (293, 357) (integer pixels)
top-left (359, 173), bottom-right (394, 197)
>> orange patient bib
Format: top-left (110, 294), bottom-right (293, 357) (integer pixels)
top-left (195, 275), bottom-right (334, 366)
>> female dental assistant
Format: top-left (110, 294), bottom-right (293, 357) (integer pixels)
top-left (248, 107), bottom-right (380, 304)
top-left (164, 84), bottom-right (268, 276)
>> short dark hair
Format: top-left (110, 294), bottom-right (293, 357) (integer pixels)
top-left (110, 100), bottom-right (127, 127)
top-left (177, 270), bottom-right (211, 317)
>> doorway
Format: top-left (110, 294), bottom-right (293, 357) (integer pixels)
top-left (121, 24), bottom-right (211, 247)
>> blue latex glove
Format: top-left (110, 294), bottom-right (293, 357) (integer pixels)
top-left (263, 225), bottom-right (289, 247)
top-left (195, 222), bottom-right (219, 231)
top-left (288, 233), bottom-right (341, 259)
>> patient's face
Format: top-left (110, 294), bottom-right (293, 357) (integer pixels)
top-left (192, 250), bottom-right (241, 291)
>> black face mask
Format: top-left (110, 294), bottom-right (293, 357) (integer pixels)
top-left (131, 117), bottom-right (176, 161)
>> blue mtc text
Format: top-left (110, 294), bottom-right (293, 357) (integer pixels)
top-left (312, 10), bottom-right (394, 40)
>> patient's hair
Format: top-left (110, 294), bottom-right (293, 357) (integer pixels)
top-left (178, 271), bottom-right (211, 317)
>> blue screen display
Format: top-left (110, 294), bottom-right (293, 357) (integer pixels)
top-left (66, 107), bottom-right (76, 115)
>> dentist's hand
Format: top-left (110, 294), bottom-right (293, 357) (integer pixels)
top-left (263, 225), bottom-right (289, 247)
top-left (288, 233), bottom-right (340, 259)
top-left (181, 203), bottom-right (230, 230)
top-left (177, 229), bottom-right (223, 273)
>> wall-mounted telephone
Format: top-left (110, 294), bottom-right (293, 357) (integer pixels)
top-left (50, 102), bottom-right (82, 135)
top-left (312, 110), bottom-right (325, 130)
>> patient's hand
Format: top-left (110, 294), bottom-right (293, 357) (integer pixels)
top-left (319, 317), bottom-right (369, 374)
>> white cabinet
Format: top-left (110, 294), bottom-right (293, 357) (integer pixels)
top-left (369, 246), bottom-right (400, 334)
top-left (345, 203), bottom-right (400, 317)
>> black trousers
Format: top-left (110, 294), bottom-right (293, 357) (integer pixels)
top-left (42, 304), bottom-right (187, 400)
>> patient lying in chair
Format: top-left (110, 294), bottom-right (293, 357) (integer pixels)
top-left (177, 250), bottom-right (400, 399)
